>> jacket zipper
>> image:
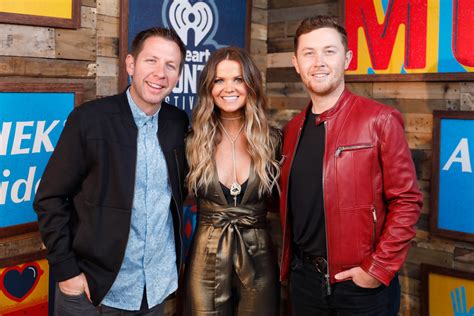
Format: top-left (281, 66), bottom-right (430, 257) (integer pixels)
top-left (280, 122), bottom-right (304, 273)
top-left (174, 149), bottom-right (184, 202)
top-left (172, 149), bottom-right (184, 274)
top-left (371, 206), bottom-right (377, 252)
top-left (322, 121), bottom-right (331, 295)
top-left (335, 144), bottom-right (374, 157)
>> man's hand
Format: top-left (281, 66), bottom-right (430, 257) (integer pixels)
top-left (58, 272), bottom-right (91, 302)
top-left (334, 267), bottom-right (382, 288)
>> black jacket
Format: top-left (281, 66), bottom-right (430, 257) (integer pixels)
top-left (33, 91), bottom-right (189, 305)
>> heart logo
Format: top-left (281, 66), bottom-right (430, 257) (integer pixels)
top-left (0, 262), bottom-right (44, 302)
top-left (169, 0), bottom-right (214, 46)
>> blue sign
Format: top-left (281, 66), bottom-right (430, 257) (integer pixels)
top-left (127, 0), bottom-right (249, 113)
top-left (438, 118), bottom-right (474, 234)
top-left (0, 92), bottom-right (74, 227)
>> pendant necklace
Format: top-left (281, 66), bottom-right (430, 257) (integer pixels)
top-left (218, 120), bottom-right (244, 206)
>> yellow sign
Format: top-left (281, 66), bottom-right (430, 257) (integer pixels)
top-left (428, 272), bottom-right (474, 316)
top-left (0, 0), bottom-right (72, 19)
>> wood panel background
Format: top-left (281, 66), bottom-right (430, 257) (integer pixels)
top-left (265, 1), bottom-right (474, 315)
top-left (1, 0), bottom-right (473, 315)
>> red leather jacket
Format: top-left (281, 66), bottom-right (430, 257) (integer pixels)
top-left (279, 89), bottom-right (422, 286)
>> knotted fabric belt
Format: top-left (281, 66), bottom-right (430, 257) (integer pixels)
top-left (199, 207), bottom-right (267, 307)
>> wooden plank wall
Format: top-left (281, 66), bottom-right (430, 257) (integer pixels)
top-left (265, 1), bottom-right (474, 316)
top-left (0, 1), bottom-right (267, 315)
top-left (0, 0), bottom-right (120, 258)
top-left (2, 0), bottom-right (473, 315)
top-left (0, 0), bottom-right (119, 104)
top-left (0, 0), bottom-right (119, 309)
top-left (0, 0), bottom-right (267, 251)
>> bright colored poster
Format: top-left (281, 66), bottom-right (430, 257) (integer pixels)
top-left (0, 0), bottom-right (73, 19)
top-left (344, 0), bottom-right (474, 75)
top-left (427, 272), bottom-right (474, 316)
top-left (438, 118), bottom-right (474, 234)
top-left (0, 258), bottom-right (49, 315)
top-left (0, 92), bottom-right (74, 228)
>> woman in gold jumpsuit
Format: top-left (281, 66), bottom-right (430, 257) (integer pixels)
top-left (185, 47), bottom-right (280, 315)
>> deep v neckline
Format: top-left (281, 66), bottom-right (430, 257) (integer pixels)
top-left (212, 157), bottom-right (254, 206)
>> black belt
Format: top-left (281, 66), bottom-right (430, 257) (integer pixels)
top-left (293, 247), bottom-right (328, 273)
top-left (294, 246), bottom-right (332, 296)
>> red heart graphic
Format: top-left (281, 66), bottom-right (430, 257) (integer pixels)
top-left (0, 262), bottom-right (44, 302)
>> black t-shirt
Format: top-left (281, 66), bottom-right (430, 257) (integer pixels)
top-left (289, 111), bottom-right (327, 257)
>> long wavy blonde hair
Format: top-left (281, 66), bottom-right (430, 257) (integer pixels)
top-left (186, 47), bottom-right (280, 197)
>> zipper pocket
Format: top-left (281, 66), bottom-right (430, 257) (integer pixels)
top-left (335, 144), bottom-right (374, 157)
top-left (371, 206), bottom-right (377, 252)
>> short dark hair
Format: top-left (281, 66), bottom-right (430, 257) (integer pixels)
top-left (294, 15), bottom-right (348, 52)
top-left (130, 27), bottom-right (186, 72)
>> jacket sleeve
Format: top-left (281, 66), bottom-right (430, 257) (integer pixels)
top-left (360, 109), bottom-right (423, 286)
top-left (33, 108), bottom-right (86, 282)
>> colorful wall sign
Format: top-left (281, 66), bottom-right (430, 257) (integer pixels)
top-left (0, 0), bottom-right (79, 28)
top-left (431, 111), bottom-right (474, 243)
top-left (0, 0), bottom-right (73, 19)
top-left (0, 258), bottom-right (49, 316)
top-left (344, 0), bottom-right (474, 75)
top-left (421, 264), bottom-right (474, 316)
top-left (0, 90), bottom-right (75, 229)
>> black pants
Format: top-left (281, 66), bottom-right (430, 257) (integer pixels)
top-left (290, 257), bottom-right (400, 316)
top-left (55, 285), bottom-right (165, 316)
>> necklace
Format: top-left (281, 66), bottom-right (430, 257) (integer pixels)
top-left (220, 115), bottom-right (243, 121)
top-left (218, 120), bottom-right (245, 206)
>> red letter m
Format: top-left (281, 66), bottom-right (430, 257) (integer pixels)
top-left (345, 0), bottom-right (427, 71)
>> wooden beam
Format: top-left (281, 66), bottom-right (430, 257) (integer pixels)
top-left (97, 0), bottom-right (119, 17)
top-left (268, 3), bottom-right (338, 23)
top-left (0, 24), bottom-right (55, 59)
top-left (56, 28), bottom-right (96, 61)
top-left (0, 56), bottom-right (95, 78)
top-left (269, 0), bottom-right (337, 9)
top-left (267, 52), bottom-right (293, 68)
top-left (81, 6), bottom-right (97, 29)
top-left (373, 82), bottom-right (461, 100)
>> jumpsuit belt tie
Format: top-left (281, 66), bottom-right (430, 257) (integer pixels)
top-left (199, 208), bottom-right (267, 307)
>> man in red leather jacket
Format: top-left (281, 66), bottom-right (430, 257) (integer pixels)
top-left (279, 16), bottom-right (423, 315)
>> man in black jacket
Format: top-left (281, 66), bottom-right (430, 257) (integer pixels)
top-left (34, 27), bottom-right (189, 315)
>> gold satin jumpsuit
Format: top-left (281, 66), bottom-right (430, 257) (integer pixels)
top-left (184, 167), bottom-right (279, 315)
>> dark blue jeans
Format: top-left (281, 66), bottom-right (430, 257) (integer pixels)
top-left (55, 285), bottom-right (165, 316)
top-left (290, 256), bottom-right (400, 316)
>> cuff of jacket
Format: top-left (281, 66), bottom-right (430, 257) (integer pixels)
top-left (360, 257), bottom-right (394, 286)
top-left (50, 256), bottom-right (81, 282)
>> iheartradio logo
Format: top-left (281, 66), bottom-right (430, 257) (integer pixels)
top-left (168, 0), bottom-right (214, 46)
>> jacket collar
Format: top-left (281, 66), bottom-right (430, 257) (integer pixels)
top-left (126, 88), bottom-right (159, 128)
top-left (118, 86), bottom-right (174, 133)
top-left (300, 88), bottom-right (353, 125)
top-left (158, 103), bottom-right (170, 146)
top-left (117, 87), bottom-right (137, 129)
